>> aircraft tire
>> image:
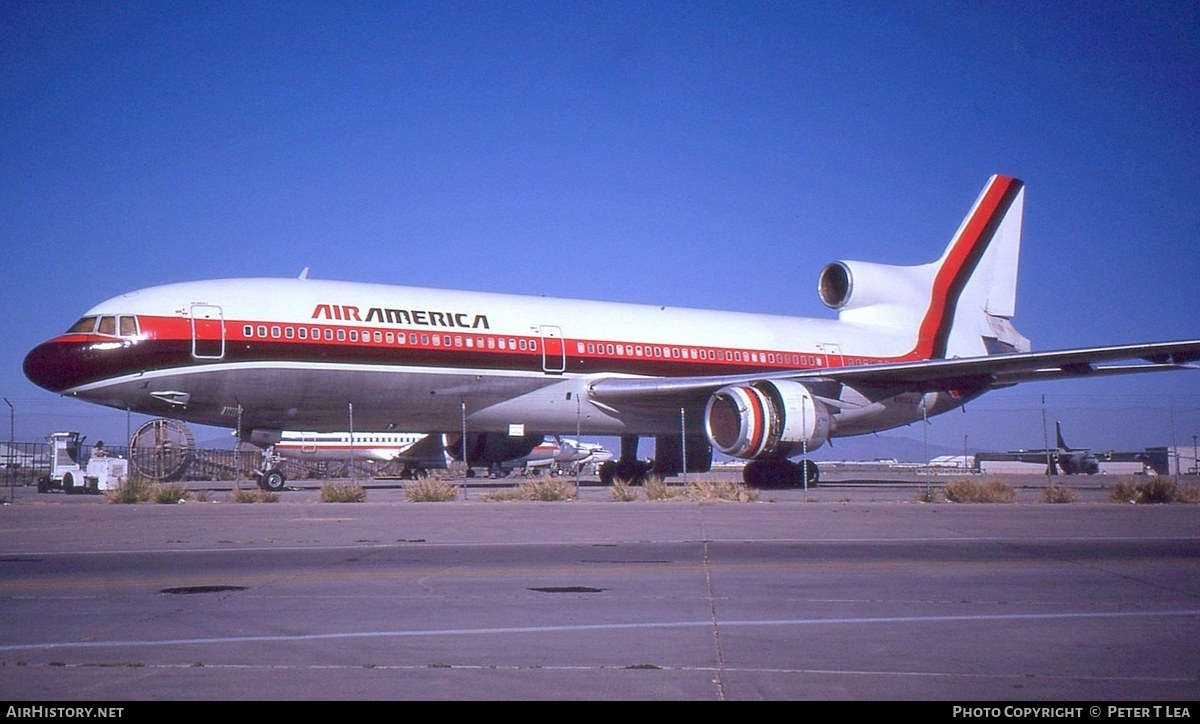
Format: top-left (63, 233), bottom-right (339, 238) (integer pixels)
top-left (801, 459), bottom-right (819, 488)
top-left (598, 461), bottom-right (615, 486)
top-left (261, 469), bottom-right (286, 492)
top-left (743, 458), bottom-right (818, 488)
top-left (603, 459), bottom-right (650, 486)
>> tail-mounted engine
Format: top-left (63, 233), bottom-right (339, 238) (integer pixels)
top-left (817, 259), bottom-right (934, 329)
top-left (704, 380), bottom-right (831, 460)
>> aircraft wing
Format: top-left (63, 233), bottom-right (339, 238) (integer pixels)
top-left (393, 433), bottom-right (450, 469)
top-left (587, 339), bottom-right (1200, 405)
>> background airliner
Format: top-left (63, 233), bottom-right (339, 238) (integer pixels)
top-left (23, 175), bottom-right (1200, 487)
top-left (252, 430), bottom-right (610, 489)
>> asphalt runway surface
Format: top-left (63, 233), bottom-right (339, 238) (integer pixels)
top-left (2, 479), bottom-right (1198, 701)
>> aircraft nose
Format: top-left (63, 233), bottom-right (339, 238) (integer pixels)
top-left (23, 338), bottom-right (98, 393)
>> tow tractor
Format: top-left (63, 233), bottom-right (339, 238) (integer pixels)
top-left (37, 432), bottom-right (128, 494)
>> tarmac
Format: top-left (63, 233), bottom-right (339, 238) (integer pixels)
top-left (2, 472), bottom-right (1198, 701)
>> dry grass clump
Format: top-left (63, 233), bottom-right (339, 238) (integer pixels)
top-left (105, 480), bottom-right (192, 504)
top-left (611, 479), bottom-right (638, 502)
top-left (321, 482), bottom-right (366, 502)
top-left (633, 475), bottom-right (758, 502)
top-left (104, 478), bottom-right (153, 504)
top-left (942, 478), bottom-right (1016, 503)
top-left (483, 476), bottom-right (576, 501)
top-left (404, 478), bottom-right (460, 502)
top-left (152, 482), bottom-right (191, 504)
top-left (643, 475), bottom-right (687, 500)
top-left (1110, 476), bottom-right (1200, 504)
top-left (1041, 484), bottom-right (1078, 504)
top-left (231, 486), bottom-right (280, 503)
top-left (684, 480), bottom-right (759, 502)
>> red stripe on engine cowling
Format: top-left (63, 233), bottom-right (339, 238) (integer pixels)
top-left (743, 385), bottom-right (767, 458)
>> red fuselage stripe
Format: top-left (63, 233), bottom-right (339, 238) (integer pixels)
top-left (44, 314), bottom-right (901, 384)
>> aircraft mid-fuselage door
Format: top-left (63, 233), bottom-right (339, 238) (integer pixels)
top-left (190, 304), bottom-right (225, 359)
top-left (821, 343), bottom-right (843, 368)
top-left (540, 325), bottom-right (565, 374)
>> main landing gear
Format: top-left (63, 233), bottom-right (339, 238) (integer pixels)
top-left (597, 434), bottom-right (653, 485)
top-left (595, 434), bottom-right (820, 489)
top-left (742, 458), bottom-right (819, 488)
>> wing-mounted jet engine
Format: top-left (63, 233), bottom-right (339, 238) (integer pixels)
top-left (443, 431), bottom-right (546, 477)
top-left (705, 380), bottom-right (831, 459)
top-left (702, 380), bottom-right (831, 487)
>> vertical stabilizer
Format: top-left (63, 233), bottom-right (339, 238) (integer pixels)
top-left (917, 175), bottom-right (1030, 359)
top-left (1056, 421), bottom-right (1071, 451)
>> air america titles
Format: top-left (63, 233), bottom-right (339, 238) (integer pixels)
top-left (312, 303), bottom-right (490, 330)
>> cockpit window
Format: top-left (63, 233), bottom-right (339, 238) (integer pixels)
top-left (66, 315), bottom-right (140, 338)
top-left (67, 317), bottom-right (97, 334)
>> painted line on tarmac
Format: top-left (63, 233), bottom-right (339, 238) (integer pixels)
top-left (11, 534), bottom-right (1200, 557)
top-left (3, 608), bottom-right (1198, 653)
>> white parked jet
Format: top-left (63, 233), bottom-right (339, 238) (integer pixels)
top-left (253, 429), bottom-right (578, 489)
top-left (24, 175), bottom-right (1200, 486)
top-left (510, 436), bottom-right (615, 476)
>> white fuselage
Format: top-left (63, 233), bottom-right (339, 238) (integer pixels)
top-left (33, 276), bottom-right (937, 441)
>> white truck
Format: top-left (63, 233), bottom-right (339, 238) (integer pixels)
top-left (37, 432), bottom-right (128, 494)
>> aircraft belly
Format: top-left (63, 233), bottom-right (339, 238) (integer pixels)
top-left (71, 365), bottom-right (562, 433)
top-left (830, 388), bottom-right (980, 438)
top-left (464, 380), bottom-right (695, 435)
top-left (76, 363), bottom-right (713, 438)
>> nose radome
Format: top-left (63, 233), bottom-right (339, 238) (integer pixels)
top-left (23, 339), bottom-right (78, 393)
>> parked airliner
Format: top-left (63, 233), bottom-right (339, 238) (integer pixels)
top-left (273, 430), bottom-right (431, 464)
top-left (23, 175), bottom-right (1200, 487)
top-left (254, 430), bottom-right (605, 489)
top-left (260, 430), bottom-right (442, 489)
top-left (513, 436), bottom-right (615, 476)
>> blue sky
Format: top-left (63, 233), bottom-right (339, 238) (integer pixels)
top-left (2, 1), bottom-right (1198, 456)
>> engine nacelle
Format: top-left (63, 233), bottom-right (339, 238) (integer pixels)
top-left (818, 259), bottom-right (934, 329)
top-left (819, 259), bottom-right (934, 310)
top-left (704, 380), bottom-right (831, 460)
top-left (443, 432), bottom-right (544, 465)
top-left (247, 429), bottom-right (282, 447)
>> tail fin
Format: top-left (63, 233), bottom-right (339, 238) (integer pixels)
top-left (816, 175), bottom-right (1031, 360)
top-left (1056, 421), bottom-right (1071, 451)
top-left (917, 174), bottom-right (1030, 359)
